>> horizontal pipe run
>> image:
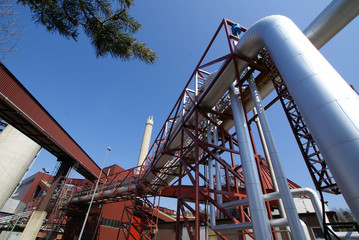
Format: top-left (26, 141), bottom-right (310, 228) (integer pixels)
top-left (303, 0), bottom-right (359, 49)
top-left (71, 181), bottom-right (137, 203)
top-left (220, 188), bottom-right (326, 229)
top-left (212, 218), bottom-right (289, 232)
top-left (212, 218), bottom-right (311, 239)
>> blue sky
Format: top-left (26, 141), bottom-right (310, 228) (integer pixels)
top-left (4, 0), bottom-right (359, 210)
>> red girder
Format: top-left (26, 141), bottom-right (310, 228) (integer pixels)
top-left (0, 63), bottom-right (101, 180)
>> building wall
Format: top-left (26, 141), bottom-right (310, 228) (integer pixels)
top-left (15, 172), bottom-right (53, 203)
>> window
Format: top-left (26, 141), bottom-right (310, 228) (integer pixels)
top-left (100, 217), bottom-right (122, 229)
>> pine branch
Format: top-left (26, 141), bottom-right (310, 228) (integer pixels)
top-left (17, 0), bottom-right (157, 63)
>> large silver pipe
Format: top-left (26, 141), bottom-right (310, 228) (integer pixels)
top-left (304, 0), bottom-right (359, 49)
top-left (142, 0), bottom-right (359, 222)
top-left (248, 76), bottom-right (306, 239)
top-left (229, 84), bottom-right (272, 239)
top-left (219, 12), bottom-right (359, 222)
top-left (143, 0), bottom-right (359, 191)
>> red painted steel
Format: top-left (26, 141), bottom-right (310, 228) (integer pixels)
top-left (264, 53), bottom-right (340, 195)
top-left (19, 16), bottom-right (338, 239)
top-left (0, 63), bottom-right (101, 179)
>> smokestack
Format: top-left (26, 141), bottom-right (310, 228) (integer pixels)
top-left (136, 116), bottom-right (153, 174)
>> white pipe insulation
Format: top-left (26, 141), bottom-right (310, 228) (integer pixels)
top-left (212, 123), bottom-right (223, 209)
top-left (229, 84), bottom-right (272, 239)
top-left (219, 188), bottom-right (327, 233)
top-left (248, 75), bottom-right (306, 238)
top-left (142, 0), bottom-right (359, 193)
top-left (304, 0), bottom-right (359, 49)
top-left (212, 217), bottom-right (311, 239)
top-left (233, 14), bottom-right (359, 222)
top-left (206, 121), bottom-right (216, 227)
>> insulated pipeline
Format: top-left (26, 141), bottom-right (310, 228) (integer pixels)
top-left (233, 14), bottom-right (359, 222)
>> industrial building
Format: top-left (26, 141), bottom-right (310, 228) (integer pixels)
top-left (1, 0), bottom-right (359, 239)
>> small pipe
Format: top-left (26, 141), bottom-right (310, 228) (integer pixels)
top-left (253, 108), bottom-right (278, 192)
top-left (212, 218), bottom-right (289, 232)
top-left (213, 122), bottom-right (223, 210)
top-left (229, 84), bottom-right (272, 239)
top-left (206, 121), bottom-right (216, 227)
top-left (212, 213), bottom-right (312, 239)
top-left (248, 75), bottom-right (306, 239)
top-left (300, 220), bottom-right (312, 239)
top-left (253, 107), bottom-right (293, 240)
top-left (220, 187), bottom-right (328, 233)
top-left (290, 188), bottom-right (328, 229)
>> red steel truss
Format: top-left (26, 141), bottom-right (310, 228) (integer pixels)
top-left (264, 53), bottom-right (340, 195)
top-left (66, 167), bottom-right (161, 240)
top-left (60, 18), bottom-right (340, 239)
top-left (136, 19), bottom-right (282, 240)
top-left (0, 64), bottom-right (101, 179)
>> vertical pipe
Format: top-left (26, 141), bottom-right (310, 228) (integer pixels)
top-left (207, 121), bottom-right (216, 227)
top-left (300, 220), bottom-right (311, 239)
top-left (213, 122), bottom-right (223, 209)
top-left (229, 84), bottom-right (272, 239)
top-left (253, 107), bottom-right (291, 239)
top-left (253, 107), bottom-right (279, 192)
top-left (232, 14), bottom-right (359, 221)
top-left (248, 76), bottom-right (306, 239)
top-left (194, 101), bottom-right (200, 240)
top-left (137, 116), bottom-right (154, 174)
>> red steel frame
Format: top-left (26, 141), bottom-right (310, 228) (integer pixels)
top-left (0, 63), bottom-right (101, 179)
top-left (66, 166), bottom-right (160, 240)
top-left (137, 19), bottom-right (283, 240)
top-left (63, 18), bottom-right (340, 239)
top-left (264, 53), bottom-right (340, 195)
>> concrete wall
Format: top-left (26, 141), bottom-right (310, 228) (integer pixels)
top-left (0, 125), bottom-right (41, 209)
top-left (0, 231), bottom-right (22, 240)
top-left (0, 198), bottom-right (25, 214)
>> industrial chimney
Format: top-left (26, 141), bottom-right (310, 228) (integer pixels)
top-left (136, 116), bottom-right (153, 174)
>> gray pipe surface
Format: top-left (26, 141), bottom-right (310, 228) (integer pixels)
top-left (229, 84), bottom-right (272, 239)
top-left (248, 76), bottom-right (306, 239)
top-left (304, 0), bottom-right (359, 49)
top-left (220, 187), bottom-right (327, 234)
top-left (207, 121), bottom-right (216, 227)
top-left (226, 11), bottom-right (359, 222)
top-left (213, 123), bottom-right (223, 209)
